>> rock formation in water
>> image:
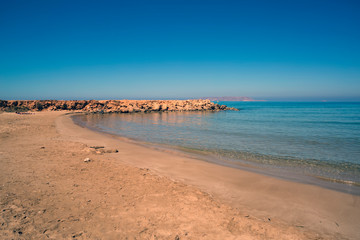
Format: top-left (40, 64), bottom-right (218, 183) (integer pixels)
top-left (0, 99), bottom-right (238, 113)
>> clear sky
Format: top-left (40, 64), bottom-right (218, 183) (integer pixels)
top-left (1, 0), bottom-right (359, 100)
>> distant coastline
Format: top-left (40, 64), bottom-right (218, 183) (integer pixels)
top-left (202, 96), bottom-right (267, 102)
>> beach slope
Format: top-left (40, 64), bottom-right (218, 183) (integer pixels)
top-left (0, 111), bottom-right (359, 239)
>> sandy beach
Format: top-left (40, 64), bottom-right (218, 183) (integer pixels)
top-left (1, 111), bottom-right (359, 239)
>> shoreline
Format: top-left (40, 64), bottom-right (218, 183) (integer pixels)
top-left (61, 112), bottom-right (360, 238)
top-left (72, 112), bottom-right (360, 196)
top-left (1, 111), bottom-right (359, 239)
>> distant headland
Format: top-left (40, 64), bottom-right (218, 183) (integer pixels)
top-left (202, 96), bottom-right (266, 102)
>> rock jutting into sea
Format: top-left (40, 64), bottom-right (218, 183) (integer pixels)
top-left (0, 99), bottom-right (238, 113)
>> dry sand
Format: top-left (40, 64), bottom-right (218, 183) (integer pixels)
top-left (0, 111), bottom-right (359, 239)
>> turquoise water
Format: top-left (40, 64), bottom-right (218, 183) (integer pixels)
top-left (73, 102), bottom-right (360, 194)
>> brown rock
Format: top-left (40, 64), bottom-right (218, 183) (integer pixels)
top-left (0, 99), bottom-right (236, 113)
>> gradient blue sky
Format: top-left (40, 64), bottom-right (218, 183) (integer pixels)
top-left (1, 0), bottom-right (359, 100)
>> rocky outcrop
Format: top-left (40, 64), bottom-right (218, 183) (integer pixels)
top-left (0, 99), bottom-right (238, 113)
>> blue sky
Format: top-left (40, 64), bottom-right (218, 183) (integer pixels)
top-left (1, 0), bottom-right (359, 100)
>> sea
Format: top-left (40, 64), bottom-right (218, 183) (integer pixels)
top-left (73, 102), bottom-right (360, 195)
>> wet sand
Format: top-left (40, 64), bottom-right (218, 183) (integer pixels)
top-left (0, 111), bottom-right (359, 239)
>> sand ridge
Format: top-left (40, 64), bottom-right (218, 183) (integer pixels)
top-left (0, 111), bottom-right (356, 239)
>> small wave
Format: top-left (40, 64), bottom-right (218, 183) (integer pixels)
top-left (314, 176), bottom-right (360, 187)
top-left (303, 120), bottom-right (360, 125)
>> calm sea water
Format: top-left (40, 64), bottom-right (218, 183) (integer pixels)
top-left (73, 102), bottom-right (360, 194)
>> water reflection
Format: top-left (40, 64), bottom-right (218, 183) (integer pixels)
top-left (80, 111), bottom-right (215, 129)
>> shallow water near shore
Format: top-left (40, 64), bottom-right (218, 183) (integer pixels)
top-left (73, 102), bottom-right (360, 195)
